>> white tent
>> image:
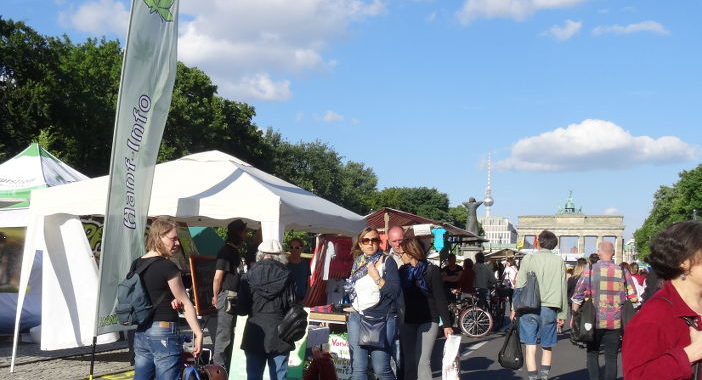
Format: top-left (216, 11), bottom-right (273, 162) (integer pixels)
top-left (0, 144), bottom-right (89, 334)
top-left (13, 150), bottom-right (365, 354)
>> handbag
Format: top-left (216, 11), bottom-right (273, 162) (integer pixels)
top-left (513, 269), bottom-right (540, 313)
top-left (498, 322), bottom-right (523, 370)
top-left (278, 304), bottom-right (309, 343)
top-left (621, 276), bottom-right (636, 329)
top-left (571, 269), bottom-right (595, 343)
top-left (358, 314), bottom-right (387, 349)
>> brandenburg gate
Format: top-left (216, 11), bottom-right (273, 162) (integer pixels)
top-left (517, 193), bottom-right (626, 263)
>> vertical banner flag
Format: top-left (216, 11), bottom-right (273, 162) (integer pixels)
top-left (96, 0), bottom-right (179, 335)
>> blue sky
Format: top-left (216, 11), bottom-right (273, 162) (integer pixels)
top-left (3, 0), bottom-right (700, 239)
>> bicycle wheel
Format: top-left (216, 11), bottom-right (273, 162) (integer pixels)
top-left (458, 306), bottom-right (493, 338)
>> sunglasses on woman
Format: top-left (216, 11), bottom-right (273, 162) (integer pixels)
top-left (360, 237), bottom-right (381, 245)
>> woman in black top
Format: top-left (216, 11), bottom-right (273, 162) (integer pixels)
top-left (398, 236), bottom-right (452, 380)
top-left (133, 218), bottom-right (203, 380)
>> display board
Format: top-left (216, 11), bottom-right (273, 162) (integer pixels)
top-left (189, 255), bottom-right (217, 316)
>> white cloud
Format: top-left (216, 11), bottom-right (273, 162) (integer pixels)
top-left (592, 21), bottom-right (669, 36)
top-left (603, 208), bottom-right (619, 215)
top-left (541, 19), bottom-right (582, 41)
top-left (494, 119), bottom-right (699, 172)
top-left (59, 0), bottom-right (385, 101)
top-left (323, 110), bottom-right (344, 122)
top-left (456, 0), bottom-right (587, 25)
top-left (59, 0), bottom-right (129, 36)
top-left (219, 74), bottom-right (292, 101)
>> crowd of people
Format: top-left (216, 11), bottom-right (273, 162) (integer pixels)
top-left (127, 218), bottom-right (702, 380)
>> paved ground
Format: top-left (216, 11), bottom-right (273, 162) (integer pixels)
top-left (2, 317), bottom-right (623, 380)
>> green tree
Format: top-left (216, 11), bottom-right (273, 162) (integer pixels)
top-left (448, 206), bottom-right (468, 229)
top-left (369, 187), bottom-right (450, 222)
top-left (634, 164), bottom-right (702, 257)
top-left (0, 18), bottom-right (64, 160)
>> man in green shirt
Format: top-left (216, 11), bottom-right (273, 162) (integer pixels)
top-left (510, 230), bottom-right (567, 380)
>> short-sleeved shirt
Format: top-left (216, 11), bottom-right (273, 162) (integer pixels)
top-left (216, 243), bottom-right (244, 291)
top-left (138, 257), bottom-right (181, 322)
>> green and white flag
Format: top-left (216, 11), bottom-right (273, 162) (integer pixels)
top-left (96, 0), bottom-right (179, 335)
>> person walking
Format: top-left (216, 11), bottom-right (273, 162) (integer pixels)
top-left (133, 218), bottom-right (203, 380)
top-left (345, 227), bottom-right (400, 380)
top-left (211, 219), bottom-right (248, 370)
top-left (571, 242), bottom-right (638, 380)
top-left (623, 221), bottom-right (702, 380)
top-left (397, 236), bottom-right (453, 380)
top-left (510, 230), bottom-right (568, 380)
top-left (473, 252), bottom-right (496, 309)
top-left (237, 240), bottom-right (297, 380)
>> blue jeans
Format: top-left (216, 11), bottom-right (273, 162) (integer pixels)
top-left (348, 312), bottom-right (397, 380)
top-left (134, 321), bottom-right (183, 380)
top-left (245, 352), bottom-right (289, 380)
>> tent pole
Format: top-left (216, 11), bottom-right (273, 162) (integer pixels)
top-left (88, 336), bottom-right (97, 380)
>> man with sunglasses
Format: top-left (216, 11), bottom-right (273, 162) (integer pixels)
top-left (286, 238), bottom-right (310, 302)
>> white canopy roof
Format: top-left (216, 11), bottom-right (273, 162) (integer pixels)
top-left (0, 143), bottom-right (88, 227)
top-left (29, 150), bottom-right (365, 237)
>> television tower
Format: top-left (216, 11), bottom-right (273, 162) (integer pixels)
top-left (484, 153), bottom-right (494, 217)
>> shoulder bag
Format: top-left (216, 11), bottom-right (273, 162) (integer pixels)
top-left (278, 279), bottom-right (309, 343)
top-left (358, 256), bottom-right (389, 349)
top-left (621, 273), bottom-right (636, 329)
top-left (513, 257), bottom-right (541, 313)
top-left (571, 268), bottom-right (595, 343)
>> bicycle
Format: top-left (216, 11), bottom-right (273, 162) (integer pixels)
top-left (449, 291), bottom-right (493, 338)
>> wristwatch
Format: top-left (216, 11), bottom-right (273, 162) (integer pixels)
top-left (375, 277), bottom-right (382, 285)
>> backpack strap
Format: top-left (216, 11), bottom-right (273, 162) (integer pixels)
top-left (127, 257), bottom-right (163, 279)
top-left (129, 257), bottom-right (170, 314)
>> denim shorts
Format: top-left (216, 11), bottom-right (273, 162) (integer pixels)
top-left (519, 307), bottom-right (558, 348)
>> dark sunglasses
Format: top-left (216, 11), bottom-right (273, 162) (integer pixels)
top-left (290, 246), bottom-right (302, 250)
top-left (360, 237), bottom-right (381, 245)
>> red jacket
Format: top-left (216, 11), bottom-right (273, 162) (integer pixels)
top-left (623, 280), bottom-right (698, 380)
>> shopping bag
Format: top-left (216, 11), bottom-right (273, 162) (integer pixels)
top-left (571, 298), bottom-right (595, 342)
top-left (498, 323), bottom-right (523, 370)
top-left (513, 271), bottom-right (540, 313)
top-left (442, 334), bottom-right (461, 380)
top-left (621, 299), bottom-right (635, 329)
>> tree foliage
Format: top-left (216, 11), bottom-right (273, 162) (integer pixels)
top-left (369, 187), bottom-right (451, 222)
top-left (1, 18), bottom-right (462, 223)
top-left (634, 164), bottom-right (702, 257)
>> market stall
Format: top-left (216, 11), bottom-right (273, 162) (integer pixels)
top-left (12, 150), bottom-right (365, 355)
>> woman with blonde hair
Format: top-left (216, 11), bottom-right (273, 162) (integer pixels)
top-left (345, 227), bottom-right (400, 380)
top-left (133, 217), bottom-right (203, 380)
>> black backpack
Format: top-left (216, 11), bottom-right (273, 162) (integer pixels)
top-left (115, 257), bottom-right (165, 326)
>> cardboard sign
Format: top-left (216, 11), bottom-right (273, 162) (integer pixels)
top-left (328, 333), bottom-right (352, 380)
top-left (188, 255), bottom-right (217, 316)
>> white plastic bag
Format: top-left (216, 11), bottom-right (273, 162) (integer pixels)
top-left (442, 334), bottom-right (461, 380)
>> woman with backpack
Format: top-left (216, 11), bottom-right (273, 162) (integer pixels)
top-left (398, 235), bottom-right (453, 380)
top-left (345, 227), bottom-right (400, 380)
top-left (133, 218), bottom-right (203, 380)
